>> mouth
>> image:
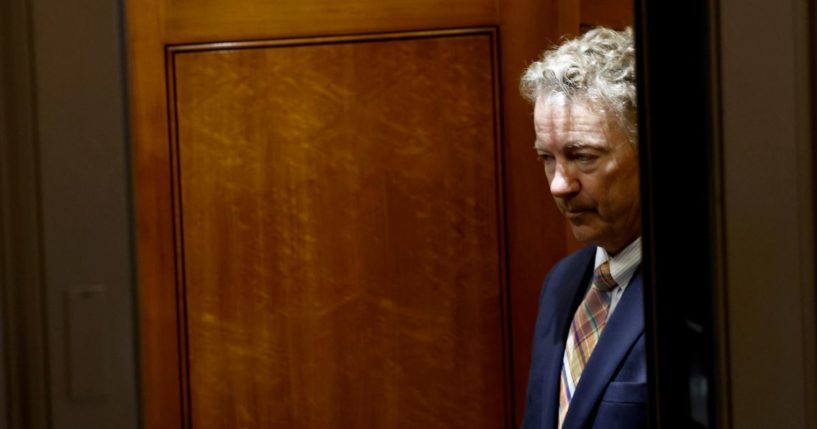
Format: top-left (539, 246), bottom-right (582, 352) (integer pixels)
top-left (563, 208), bottom-right (594, 219)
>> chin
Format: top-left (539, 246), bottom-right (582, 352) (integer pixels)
top-left (569, 228), bottom-right (601, 247)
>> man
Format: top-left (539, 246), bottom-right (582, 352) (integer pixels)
top-left (519, 27), bottom-right (646, 429)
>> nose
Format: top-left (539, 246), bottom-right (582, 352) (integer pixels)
top-left (549, 163), bottom-right (580, 198)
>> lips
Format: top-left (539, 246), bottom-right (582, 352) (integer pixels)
top-left (561, 203), bottom-right (596, 219)
top-left (565, 210), bottom-right (590, 219)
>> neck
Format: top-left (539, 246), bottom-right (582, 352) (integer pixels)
top-left (602, 236), bottom-right (641, 257)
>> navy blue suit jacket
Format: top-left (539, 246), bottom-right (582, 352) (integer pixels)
top-left (521, 246), bottom-right (647, 429)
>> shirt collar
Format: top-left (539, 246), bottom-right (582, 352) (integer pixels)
top-left (594, 237), bottom-right (642, 288)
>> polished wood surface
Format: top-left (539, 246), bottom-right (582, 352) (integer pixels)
top-left (164, 0), bottom-right (496, 43)
top-left (126, 0), bottom-right (185, 426)
top-left (128, 0), bottom-right (575, 426)
top-left (496, 1), bottom-right (571, 419)
top-left (580, 0), bottom-right (634, 30)
top-left (171, 33), bottom-right (505, 428)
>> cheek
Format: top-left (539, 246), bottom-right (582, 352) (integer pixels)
top-left (588, 176), bottom-right (629, 214)
top-left (577, 176), bottom-right (603, 202)
top-left (608, 173), bottom-right (641, 213)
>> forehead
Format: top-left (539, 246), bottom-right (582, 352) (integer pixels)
top-left (533, 96), bottom-right (610, 137)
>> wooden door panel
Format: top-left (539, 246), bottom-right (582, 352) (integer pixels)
top-left (130, 0), bottom-right (569, 425)
top-left (171, 31), bottom-right (507, 428)
top-left (165, 0), bottom-right (496, 42)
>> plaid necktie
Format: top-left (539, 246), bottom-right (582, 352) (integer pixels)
top-left (557, 261), bottom-right (618, 428)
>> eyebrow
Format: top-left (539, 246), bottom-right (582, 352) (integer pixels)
top-left (563, 141), bottom-right (604, 150)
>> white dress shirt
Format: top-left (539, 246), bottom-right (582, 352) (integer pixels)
top-left (593, 237), bottom-right (642, 318)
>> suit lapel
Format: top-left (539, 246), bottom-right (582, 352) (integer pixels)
top-left (562, 272), bottom-right (644, 429)
top-left (536, 248), bottom-right (596, 429)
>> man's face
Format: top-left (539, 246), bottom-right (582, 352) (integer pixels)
top-left (533, 96), bottom-right (641, 254)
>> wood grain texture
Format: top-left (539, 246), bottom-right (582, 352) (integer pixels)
top-left (580, 0), bottom-right (634, 30)
top-left (129, 0), bottom-right (580, 426)
top-left (171, 33), bottom-right (506, 428)
top-left (496, 0), bottom-right (574, 421)
top-left (126, 0), bottom-right (185, 427)
top-left (498, 0), bottom-right (636, 413)
top-left (558, 0), bottom-right (581, 38)
top-left (164, 0), bottom-right (497, 43)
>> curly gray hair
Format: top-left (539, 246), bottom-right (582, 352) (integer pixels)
top-left (520, 27), bottom-right (637, 145)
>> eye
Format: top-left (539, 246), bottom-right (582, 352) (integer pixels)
top-left (537, 153), bottom-right (555, 162)
top-left (573, 152), bottom-right (598, 163)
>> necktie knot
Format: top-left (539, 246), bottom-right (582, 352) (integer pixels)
top-left (592, 261), bottom-right (617, 292)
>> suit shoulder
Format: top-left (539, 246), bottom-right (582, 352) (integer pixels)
top-left (537, 246), bottom-right (596, 302)
top-left (547, 246), bottom-right (596, 279)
